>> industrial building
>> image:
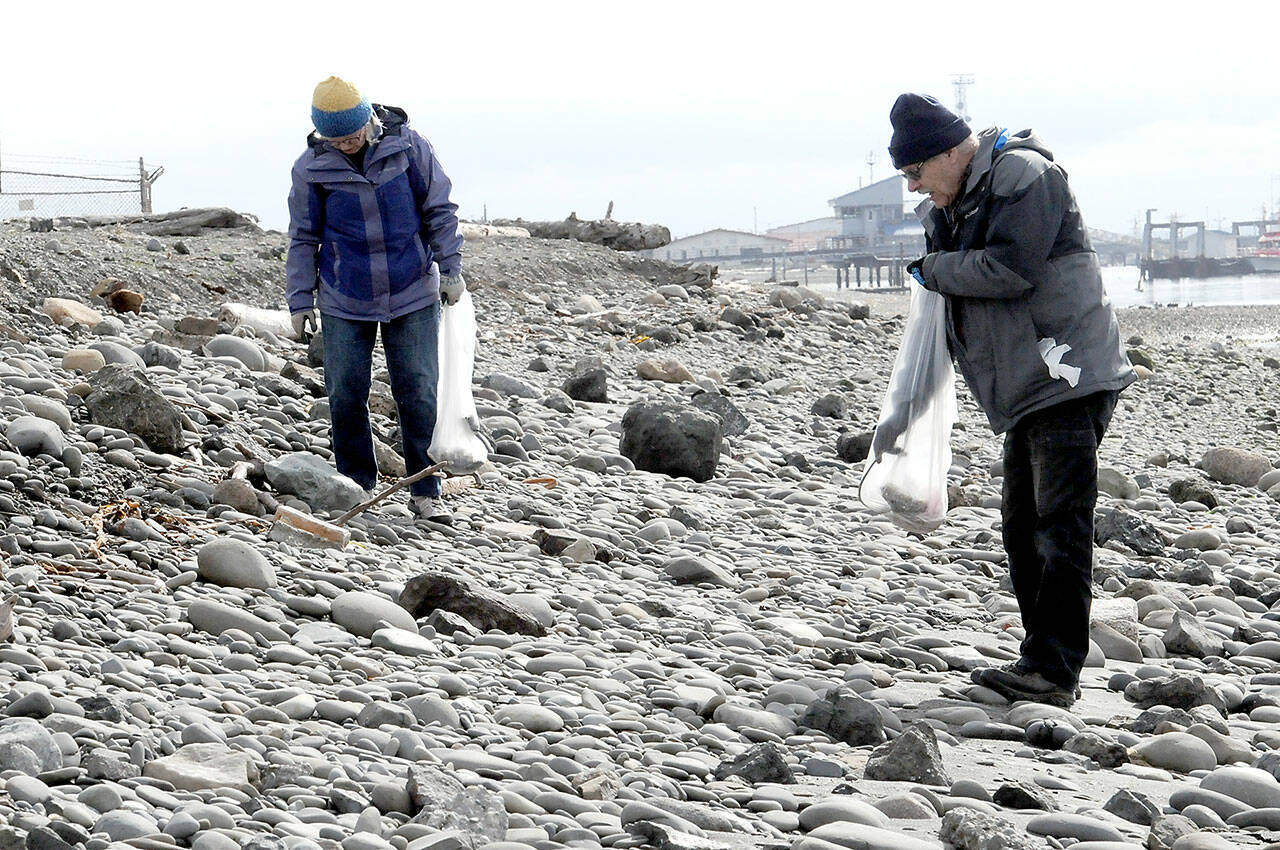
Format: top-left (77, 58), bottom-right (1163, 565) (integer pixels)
top-left (646, 229), bottom-right (789, 262)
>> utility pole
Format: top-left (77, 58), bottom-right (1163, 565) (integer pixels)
top-left (865, 151), bottom-right (877, 185)
top-left (951, 73), bottom-right (974, 123)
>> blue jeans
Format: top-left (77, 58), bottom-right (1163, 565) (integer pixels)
top-left (321, 304), bottom-right (442, 498)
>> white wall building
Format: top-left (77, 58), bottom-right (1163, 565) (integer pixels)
top-left (766, 217), bottom-right (843, 251)
top-left (647, 229), bottom-right (789, 262)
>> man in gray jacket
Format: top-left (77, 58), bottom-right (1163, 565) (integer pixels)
top-left (881, 93), bottom-right (1134, 707)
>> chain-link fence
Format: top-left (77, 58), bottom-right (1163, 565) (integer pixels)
top-left (0, 151), bottom-right (163, 220)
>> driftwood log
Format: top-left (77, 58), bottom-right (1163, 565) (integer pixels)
top-left (493, 213), bottom-right (670, 251)
top-left (53, 207), bottom-right (261, 237)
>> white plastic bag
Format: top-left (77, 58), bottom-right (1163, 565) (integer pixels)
top-left (858, 281), bottom-right (957, 532)
top-left (428, 290), bottom-right (488, 472)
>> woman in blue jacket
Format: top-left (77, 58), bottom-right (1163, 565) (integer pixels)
top-left (286, 76), bottom-right (465, 521)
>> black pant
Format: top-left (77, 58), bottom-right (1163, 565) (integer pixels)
top-left (1001, 390), bottom-right (1118, 688)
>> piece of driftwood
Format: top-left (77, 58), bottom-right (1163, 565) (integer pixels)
top-left (493, 213), bottom-right (670, 251)
top-left (56, 207), bottom-right (261, 236)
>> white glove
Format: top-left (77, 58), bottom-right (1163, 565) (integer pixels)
top-left (291, 309), bottom-right (317, 340)
top-left (440, 273), bottom-right (466, 306)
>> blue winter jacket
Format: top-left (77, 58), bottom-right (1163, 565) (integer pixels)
top-left (286, 105), bottom-right (463, 321)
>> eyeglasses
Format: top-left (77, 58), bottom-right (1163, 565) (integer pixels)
top-left (901, 152), bottom-right (943, 182)
top-left (327, 129), bottom-right (366, 148)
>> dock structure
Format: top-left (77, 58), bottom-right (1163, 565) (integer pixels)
top-left (833, 253), bottom-right (910, 289)
top-left (763, 247), bottom-right (914, 290)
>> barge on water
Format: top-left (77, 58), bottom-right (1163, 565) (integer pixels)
top-left (1140, 211), bottom-right (1280, 280)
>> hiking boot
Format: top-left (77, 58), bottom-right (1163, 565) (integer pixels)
top-left (972, 659), bottom-right (1081, 701)
top-left (970, 657), bottom-right (1033, 688)
top-left (411, 495), bottom-right (453, 524)
top-left (974, 667), bottom-right (1077, 708)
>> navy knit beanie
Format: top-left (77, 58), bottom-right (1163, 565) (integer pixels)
top-left (888, 93), bottom-right (971, 169)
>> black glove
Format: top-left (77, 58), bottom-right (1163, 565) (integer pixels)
top-left (907, 255), bottom-right (937, 290)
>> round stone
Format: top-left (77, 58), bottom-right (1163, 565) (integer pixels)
top-left (196, 537), bottom-right (277, 589)
top-left (1129, 733), bottom-right (1217, 774)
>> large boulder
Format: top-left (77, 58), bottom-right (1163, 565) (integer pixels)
top-left (264, 452), bottom-right (363, 513)
top-left (143, 743), bottom-right (258, 791)
top-left (84, 365), bottom-right (185, 454)
top-left (1199, 447), bottom-right (1271, 487)
top-left (398, 572), bottom-right (547, 636)
top-left (562, 367), bottom-right (608, 403)
top-left (620, 402), bottom-right (722, 482)
top-left (689, 391), bottom-right (749, 437)
top-left (5, 416), bottom-right (65, 458)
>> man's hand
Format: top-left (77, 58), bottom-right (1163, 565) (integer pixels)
top-left (871, 410), bottom-right (908, 458)
top-left (907, 256), bottom-right (936, 290)
top-left (440, 273), bottom-right (466, 306)
top-left (291, 309), bottom-right (317, 341)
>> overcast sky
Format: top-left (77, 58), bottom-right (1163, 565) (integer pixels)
top-left (4, 2), bottom-right (1278, 240)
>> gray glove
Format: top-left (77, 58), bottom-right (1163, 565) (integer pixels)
top-left (440, 273), bottom-right (466, 306)
top-left (291, 309), bottom-right (317, 341)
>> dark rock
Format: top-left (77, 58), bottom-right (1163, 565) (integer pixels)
top-left (836, 431), bottom-right (874, 463)
top-left (1255, 751), bottom-right (1280, 783)
top-left (135, 341), bottom-right (184, 371)
top-left (23, 827), bottom-right (75, 850)
top-left (84, 364), bottom-right (185, 454)
top-left (726, 365), bottom-right (767, 387)
top-left (307, 331), bottom-right (325, 368)
top-left (1094, 506), bottom-right (1168, 555)
top-left (810, 392), bottom-right (847, 419)
top-left (1062, 731), bottom-right (1128, 768)
top-left (1127, 348), bottom-right (1155, 370)
top-left (993, 781), bottom-right (1056, 810)
top-left (620, 402), bottom-right (722, 482)
top-left (718, 307), bottom-right (755, 330)
top-left (799, 687), bottom-right (886, 747)
top-left (712, 742), bottom-right (794, 784)
top-left (1163, 610), bottom-right (1226, 658)
top-left (863, 721), bottom-right (950, 785)
top-left (1103, 788), bottom-right (1160, 825)
top-left (1024, 719), bottom-right (1075, 750)
top-left (562, 368), bottom-right (608, 403)
top-left (399, 572), bottom-right (547, 636)
top-left (1124, 673), bottom-right (1226, 715)
top-left (663, 555), bottom-right (737, 588)
top-left (782, 451), bottom-right (811, 473)
top-left (689, 391), bottom-right (749, 437)
top-left (668, 505), bottom-right (707, 531)
top-left (1146, 814), bottom-right (1198, 850)
top-left (424, 610), bottom-right (479, 638)
top-left (1166, 561), bottom-right (1216, 586)
top-left (1129, 708), bottom-right (1195, 734)
top-left (1168, 477), bottom-right (1218, 508)
top-left (76, 696), bottom-right (125, 722)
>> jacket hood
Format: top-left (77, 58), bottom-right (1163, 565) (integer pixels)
top-left (915, 127), bottom-right (1053, 221)
top-left (306, 103), bottom-right (410, 149)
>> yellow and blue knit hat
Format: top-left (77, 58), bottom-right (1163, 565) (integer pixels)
top-left (311, 76), bottom-right (372, 138)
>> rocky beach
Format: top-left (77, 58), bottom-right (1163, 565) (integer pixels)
top-left (0, 215), bottom-right (1279, 850)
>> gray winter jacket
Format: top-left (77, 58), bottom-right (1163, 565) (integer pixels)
top-left (916, 126), bottom-right (1134, 434)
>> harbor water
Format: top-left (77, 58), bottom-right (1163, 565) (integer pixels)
top-left (1101, 265), bottom-right (1280, 309)
top-left (738, 263), bottom-right (1280, 309)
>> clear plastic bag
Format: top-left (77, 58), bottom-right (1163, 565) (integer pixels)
top-left (428, 290), bottom-right (489, 472)
top-left (858, 281), bottom-right (957, 532)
